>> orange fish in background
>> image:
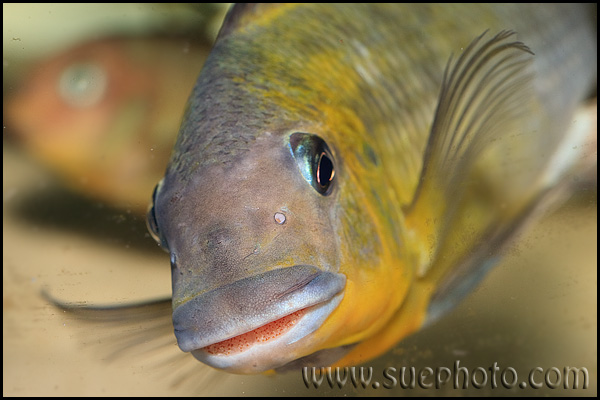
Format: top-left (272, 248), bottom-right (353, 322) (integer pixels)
top-left (5, 36), bottom-right (211, 214)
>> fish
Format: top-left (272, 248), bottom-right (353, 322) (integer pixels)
top-left (5, 36), bottom-right (210, 214)
top-left (145, 4), bottom-right (596, 374)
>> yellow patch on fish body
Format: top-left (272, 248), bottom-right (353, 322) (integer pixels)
top-left (147, 4), bottom-right (596, 373)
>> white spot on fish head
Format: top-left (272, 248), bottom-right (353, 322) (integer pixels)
top-left (274, 212), bottom-right (286, 225)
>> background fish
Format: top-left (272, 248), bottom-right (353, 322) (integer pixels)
top-left (147, 3), bottom-right (597, 374)
top-left (5, 36), bottom-right (210, 214)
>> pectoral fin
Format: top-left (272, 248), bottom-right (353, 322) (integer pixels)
top-left (406, 30), bottom-right (535, 275)
top-left (403, 30), bottom-right (549, 323)
top-left (425, 99), bottom-right (597, 324)
top-left (405, 30), bottom-right (596, 323)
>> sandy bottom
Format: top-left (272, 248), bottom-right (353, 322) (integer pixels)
top-left (3, 141), bottom-right (596, 396)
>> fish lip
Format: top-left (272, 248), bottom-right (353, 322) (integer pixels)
top-left (190, 292), bottom-right (345, 373)
top-left (172, 265), bottom-right (346, 353)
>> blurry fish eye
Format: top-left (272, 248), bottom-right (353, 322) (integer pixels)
top-left (58, 62), bottom-right (108, 108)
top-left (289, 132), bottom-right (336, 195)
top-left (146, 203), bottom-right (161, 243)
top-left (146, 183), bottom-right (168, 250)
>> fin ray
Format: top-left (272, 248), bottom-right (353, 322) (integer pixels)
top-left (42, 289), bottom-right (172, 323)
top-left (406, 30), bottom-right (536, 277)
top-left (406, 31), bottom-right (595, 321)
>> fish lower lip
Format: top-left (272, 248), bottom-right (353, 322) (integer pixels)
top-left (199, 306), bottom-right (311, 356)
top-left (172, 265), bottom-right (346, 353)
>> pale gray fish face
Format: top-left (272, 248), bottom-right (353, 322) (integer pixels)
top-left (179, 265), bottom-right (346, 373)
top-left (148, 132), bottom-right (345, 373)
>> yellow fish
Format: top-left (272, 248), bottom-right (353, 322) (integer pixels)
top-left (146, 4), bottom-right (596, 374)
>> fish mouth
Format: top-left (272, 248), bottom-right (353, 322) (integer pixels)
top-left (172, 265), bottom-right (346, 373)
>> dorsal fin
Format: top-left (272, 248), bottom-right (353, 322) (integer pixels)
top-left (215, 3), bottom-right (288, 42)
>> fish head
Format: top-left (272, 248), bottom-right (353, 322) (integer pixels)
top-left (148, 126), bottom-right (350, 373)
top-left (147, 111), bottom-right (410, 373)
top-left (145, 4), bottom-right (414, 374)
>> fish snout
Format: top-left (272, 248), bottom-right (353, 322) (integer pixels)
top-left (172, 264), bottom-right (346, 372)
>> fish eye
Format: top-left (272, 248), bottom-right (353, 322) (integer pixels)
top-left (58, 63), bottom-right (107, 108)
top-left (289, 132), bottom-right (336, 195)
top-left (146, 186), bottom-right (161, 243)
top-left (146, 181), bottom-right (169, 250)
top-left (317, 151), bottom-right (335, 189)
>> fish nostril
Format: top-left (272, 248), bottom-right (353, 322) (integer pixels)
top-left (206, 227), bottom-right (238, 252)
